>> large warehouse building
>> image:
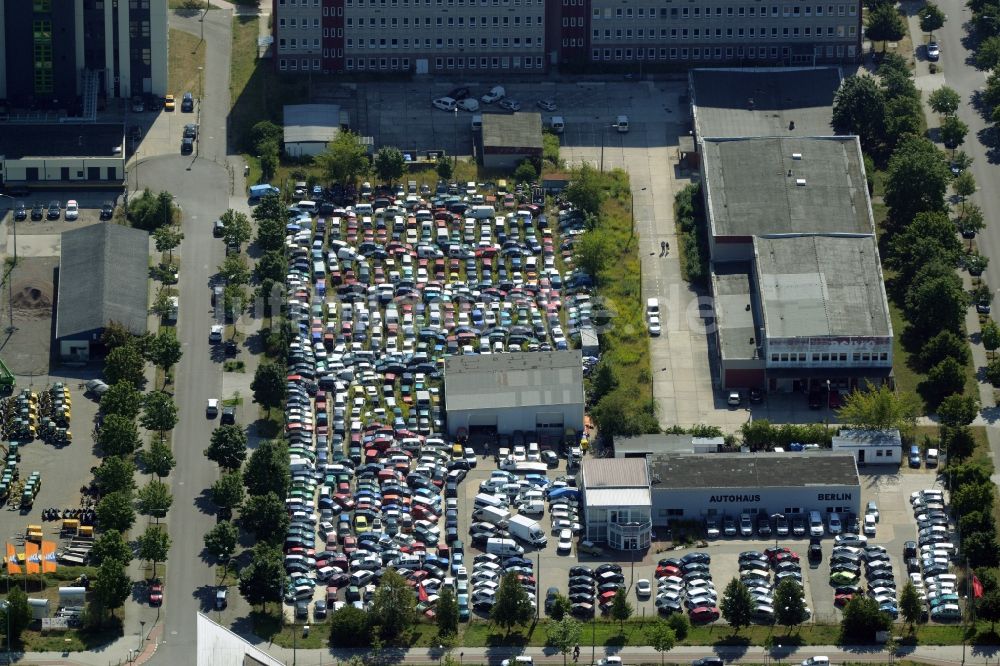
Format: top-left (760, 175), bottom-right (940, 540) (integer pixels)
top-left (647, 452), bottom-right (861, 524)
top-left (443, 350), bottom-right (584, 437)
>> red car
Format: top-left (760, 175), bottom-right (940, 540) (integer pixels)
top-left (342, 536), bottom-right (357, 554)
top-left (834, 593), bottom-right (854, 607)
top-left (149, 580), bottom-right (163, 606)
top-left (655, 565), bottom-right (681, 578)
top-left (773, 551), bottom-right (800, 564)
top-left (765, 546), bottom-right (791, 562)
top-left (688, 606), bottom-right (720, 623)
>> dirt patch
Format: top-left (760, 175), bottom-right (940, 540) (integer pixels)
top-left (11, 280), bottom-right (54, 315)
top-left (0, 257), bottom-right (57, 375)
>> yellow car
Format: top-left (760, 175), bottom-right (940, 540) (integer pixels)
top-left (164, 94), bottom-right (175, 111)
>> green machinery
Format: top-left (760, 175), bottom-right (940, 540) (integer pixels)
top-left (0, 358), bottom-right (14, 394)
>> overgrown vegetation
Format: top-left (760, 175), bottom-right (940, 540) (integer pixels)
top-left (673, 182), bottom-right (709, 285)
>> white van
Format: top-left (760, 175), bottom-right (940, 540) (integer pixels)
top-left (471, 114), bottom-right (483, 131)
top-left (486, 538), bottom-right (524, 557)
top-left (616, 115), bottom-right (629, 133)
top-left (471, 205), bottom-right (496, 220)
top-left (550, 116), bottom-right (565, 134)
top-left (808, 511), bottom-right (824, 537)
top-left (474, 493), bottom-right (507, 510)
top-left (350, 570), bottom-right (375, 587)
top-left (297, 200), bottom-right (319, 216)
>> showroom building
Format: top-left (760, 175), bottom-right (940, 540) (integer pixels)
top-left (579, 458), bottom-right (652, 551)
top-left (648, 452), bottom-right (861, 524)
top-left (443, 350), bottom-right (584, 436)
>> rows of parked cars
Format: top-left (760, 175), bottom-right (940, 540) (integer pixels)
top-left (263, 178), bottom-right (596, 621)
top-left (907, 489), bottom-right (960, 622)
top-left (11, 199), bottom-right (90, 222)
top-left (653, 552), bottom-right (719, 623)
top-left (432, 85), bottom-right (556, 115)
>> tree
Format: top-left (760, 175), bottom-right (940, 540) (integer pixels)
top-left (97, 491), bottom-right (136, 534)
top-left (929, 86), bottom-right (961, 117)
top-left (93, 558), bottom-right (131, 617)
top-left (1, 587), bottom-right (31, 646)
top-left (721, 578), bottom-right (753, 634)
top-left (146, 329), bottom-right (182, 379)
top-left (907, 271), bottom-right (968, 337)
top-left (959, 205), bottom-right (986, 244)
top-left (104, 344), bottom-right (146, 387)
top-left (841, 595), bottom-right (891, 642)
top-left (955, 170), bottom-right (977, 209)
top-left (884, 95), bottom-right (924, 148)
top-left (899, 581), bottom-right (923, 628)
top-left (546, 617), bottom-right (583, 665)
top-left (645, 621), bottom-right (677, 665)
top-left (251, 361), bottom-right (286, 411)
top-left (211, 472), bottom-right (246, 511)
top-left (220, 209), bottom-right (253, 252)
top-left (941, 115), bottom-right (969, 150)
top-left (937, 393), bottom-right (980, 428)
top-left (206, 425), bottom-right (248, 470)
top-left (866, 4), bottom-right (906, 48)
top-left (152, 224), bottom-right (184, 262)
top-left (139, 439), bottom-right (175, 478)
top-left (315, 130), bottom-right (370, 185)
top-left (953, 481), bottom-right (995, 516)
top-left (328, 605), bottom-right (370, 648)
top-left (435, 157), bottom-right (454, 181)
top-left (575, 230), bottom-right (610, 281)
top-left (253, 193), bottom-right (286, 251)
top-left (666, 612), bottom-right (690, 640)
top-left (834, 76), bottom-right (887, 152)
top-left (254, 249), bottom-right (288, 285)
top-left (136, 524), bottom-right (170, 577)
top-left (836, 383), bottom-right (920, 435)
top-left (923, 357), bottom-right (967, 407)
top-left (919, 2), bottom-right (946, 35)
top-left (884, 136), bottom-right (951, 226)
top-left (141, 391), bottom-right (178, 435)
top-left (608, 587), bottom-right (632, 631)
top-left (984, 319), bottom-right (1000, 358)
top-left (150, 289), bottom-right (175, 320)
top-left (223, 283), bottom-right (248, 325)
top-left (243, 440), bottom-right (290, 497)
top-left (887, 211), bottom-right (962, 283)
top-left (513, 160), bottom-right (538, 184)
top-left (774, 578), bottom-right (807, 631)
top-left (373, 146), bottom-right (406, 185)
top-left (218, 253), bottom-right (251, 286)
top-left (241, 491), bottom-right (288, 544)
top-left (964, 531), bottom-right (1000, 567)
top-left (369, 568), bottom-right (417, 639)
top-left (101, 321), bottom-right (136, 351)
top-left (95, 456), bottom-right (137, 495)
top-left (90, 529), bottom-right (133, 566)
top-left (204, 521), bottom-right (239, 562)
top-left (136, 479), bottom-right (173, 519)
top-left (437, 585), bottom-right (460, 637)
top-left (960, 511), bottom-right (995, 538)
top-left (920, 330), bottom-right (971, 370)
top-left (96, 413), bottom-right (140, 457)
top-left (249, 120), bottom-right (283, 152)
top-left (100, 381), bottom-right (142, 419)
top-left (977, 35), bottom-right (1000, 70)
top-left (549, 592), bottom-right (572, 620)
top-left (565, 163), bottom-right (606, 217)
top-left (238, 543), bottom-right (286, 610)
top-left (979, 589), bottom-right (1000, 630)
top-left (490, 571), bottom-right (534, 634)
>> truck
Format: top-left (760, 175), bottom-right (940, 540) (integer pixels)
top-left (508, 514), bottom-right (547, 547)
top-left (0, 358), bottom-right (13, 394)
top-left (472, 505), bottom-right (509, 527)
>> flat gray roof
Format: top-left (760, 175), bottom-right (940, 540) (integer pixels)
top-left (754, 235), bottom-right (891, 339)
top-left (581, 457), bottom-right (649, 488)
top-left (56, 224), bottom-right (149, 339)
top-left (833, 429), bottom-right (902, 448)
top-left (482, 112), bottom-right (543, 150)
top-left (615, 434), bottom-right (694, 456)
top-left (690, 67), bottom-right (841, 139)
top-left (283, 104), bottom-right (342, 144)
top-left (712, 263), bottom-right (759, 361)
top-left (649, 452), bottom-right (860, 490)
top-left (444, 350), bottom-right (583, 412)
top-left (703, 136), bottom-right (873, 238)
top-left (0, 124), bottom-right (123, 159)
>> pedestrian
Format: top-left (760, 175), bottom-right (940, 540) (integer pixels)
top-left (659, 240), bottom-right (666, 256)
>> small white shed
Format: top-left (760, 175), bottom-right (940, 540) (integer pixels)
top-left (831, 429), bottom-right (902, 466)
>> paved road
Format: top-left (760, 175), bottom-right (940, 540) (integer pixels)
top-left (143, 9), bottom-right (234, 666)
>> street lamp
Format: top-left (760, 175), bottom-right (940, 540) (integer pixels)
top-left (139, 620), bottom-right (146, 652)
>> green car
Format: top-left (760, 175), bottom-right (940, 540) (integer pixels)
top-left (829, 570), bottom-right (859, 585)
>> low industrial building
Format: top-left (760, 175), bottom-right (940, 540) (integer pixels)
top-left (55, 224), bottom-right (148, 363)
top-left (614, 434), bottom-right (723, 458)
top-left (443, 350), bottom-right (584, 436)
top-left (480, 113), bottom-right (543, 170)
top-left (579, 458), bottom-right (651, 551)
top-left (648, 452), bottom-right (861, 524)
top-left (0, 124), bottom-right (125, 189)
top-left (282, 104), bottom-right (349, 157)
top-left (832, 429), bottom-right (902, 466)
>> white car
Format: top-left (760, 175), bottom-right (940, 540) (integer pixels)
top-left (596, 659), bottom-right (622, 666)
top-left (863, 514), bottom-right (877, 536)
top-left (635, 579), bottom-right (651, 598)
top-left (557, 529), bottom-right (573, 553)
top-left (647, 314), bottom-right (661, 336)
top-left (499, 98), bottom-right (521, 112)
top-left (65, 199), bottom-right (79, 220)
top-left (209, 324), bottom-right (223, 343)
top-left (457, 98), bottom-right (480, 112)
top-left (433, 96), bottom-right (457, 111)
top-left (206, 398), bottom-right (219, 417)
top-left (801, 658), bottom-right (830, 666)
top-left (481, 85), bottom-right (505, 103)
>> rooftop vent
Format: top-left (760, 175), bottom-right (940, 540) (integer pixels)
top-left (795, 178), bottom-right (807, 187)
top-left (792, 152), bottom-right (802, 160)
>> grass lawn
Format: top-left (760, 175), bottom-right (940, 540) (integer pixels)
top-left (168, 29), bottom-right (206, 99)
top-left (169, 0), bottom-right (219, 8)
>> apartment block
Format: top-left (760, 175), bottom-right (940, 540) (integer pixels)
top-left (274, 0), bottom-right (547, 74)
top-left (0, 0), bottom-right (168, 107)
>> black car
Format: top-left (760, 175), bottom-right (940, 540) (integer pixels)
top-left (749, 388), bottom-right (763, 403)
top-left (221, 407), bottom-right (236, 425)
top-left (595, 563), bottom-right (622, 576)
top-left (46, 200), bottom-right (61, 219)
top-left (13, 202), bottom-right (26, 221)
top-left (100, 201), bottom-right (114, 220)
top-left (692, 658), bottom-right (726, 666)
top-left (181, 92), bottom-right (194, 112)
top-left (681, 552), bottom-right (711, 565)
top-left (183, 123), bottom-right (198, 139)
top-left (182, 137), bottom-right (194, 154)
top-left (569, 566), bottom-right (594, 578)
top-left (30, 202), bottom-right (44, 221)
top-left (903, 541), bottom-right (918, 558)
top-left (448, 87), bottom-right (471, 100)
top-left (808, 543), bottom-right (822, 563)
